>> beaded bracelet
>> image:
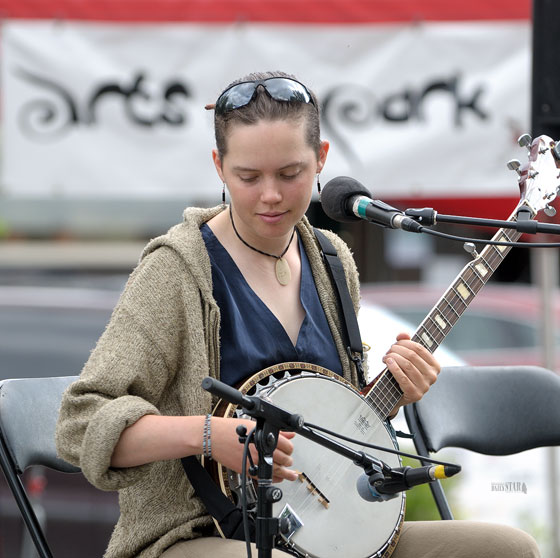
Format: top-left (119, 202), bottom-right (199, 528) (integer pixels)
top-left (202, 414), bottom-right (213, 460)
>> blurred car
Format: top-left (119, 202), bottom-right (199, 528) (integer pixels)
top-left (0, 284), bottom-right (123, 380)
top-left (361, 282), bottom-right (560, 370)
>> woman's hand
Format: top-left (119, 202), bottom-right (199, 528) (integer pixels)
top-left (210, 417), bottom-right (298, 483)
top-left (383, 332), bottom-right (441, 417)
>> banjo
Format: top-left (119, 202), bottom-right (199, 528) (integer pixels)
top-left (205, 135), bottom-right (560, 558)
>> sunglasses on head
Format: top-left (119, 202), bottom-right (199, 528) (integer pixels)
top-left (214, 77), bottom-right (317, 115)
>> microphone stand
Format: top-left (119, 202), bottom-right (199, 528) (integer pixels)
top-left (405, 206), bottom-right (560, 235)
top-left (201, 377), bottom-right (393, 558)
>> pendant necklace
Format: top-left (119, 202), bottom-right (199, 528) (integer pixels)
top-left (229, 206), bottom-right (295, 286)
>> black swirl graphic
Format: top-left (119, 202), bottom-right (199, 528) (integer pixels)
top-left (321, 84), bottom-right (377, 166)
top-left (161, 82), bottom-right (190, 125)
top-left (321, 75), bottom-right (488, 168)
top-left (16, 68), bottom-right (79, 141)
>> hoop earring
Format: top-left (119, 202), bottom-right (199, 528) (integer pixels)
top-left (316, 174), bottom-right (321, 196)
top-left (221, 182), bottom-right (226, 208)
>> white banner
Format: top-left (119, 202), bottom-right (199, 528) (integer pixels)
top-left (1, 20), bottom-right (530, 200)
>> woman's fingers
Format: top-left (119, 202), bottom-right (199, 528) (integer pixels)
top-left (383, 334), bottom-right (441, 407)
top-left (211, 417), bottom-right (298, 481)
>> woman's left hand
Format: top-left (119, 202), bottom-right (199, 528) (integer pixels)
top-left (383, 332), bottom-right (441, 417)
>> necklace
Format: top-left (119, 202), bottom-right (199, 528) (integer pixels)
top-left (229, 206), bottom-right (295, 286)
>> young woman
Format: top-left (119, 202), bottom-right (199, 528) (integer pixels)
top-left (56, 71), bottom-right (540, 558)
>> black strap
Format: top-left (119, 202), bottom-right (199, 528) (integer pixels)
top-left (314, 228), bottom-right (366, 389)
top-left (181, 455), bottom-right (254, 541)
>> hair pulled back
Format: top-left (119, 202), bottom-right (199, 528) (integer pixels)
top-left (211, 70), bottom-right (321, 160)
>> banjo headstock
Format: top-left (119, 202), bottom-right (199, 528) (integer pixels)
top-left (509, 134), bottom-right (560, 218)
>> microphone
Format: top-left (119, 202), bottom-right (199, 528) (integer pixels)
top-left (356, 464), bottom-right (461, 502)
top-left (320, 176), bottom-right (423, 233)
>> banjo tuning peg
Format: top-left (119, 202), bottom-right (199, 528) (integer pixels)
top-left (506, 159), bottom-right (522, 175)
top-left (518, 133), bottom-right (532, 150)
top-left (552, 141), bottom-right (560, 161)
top-left (545, 205), bottom-right (557, 217)
top-left (463, 242), bottom-right (479, 259)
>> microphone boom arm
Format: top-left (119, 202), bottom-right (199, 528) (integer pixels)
top-left (405, 207), bottom-right (560, 235)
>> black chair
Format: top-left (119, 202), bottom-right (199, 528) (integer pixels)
top-left (404, 365), bottom-right (560, 519)
top-left (0, 375), bottom-right (80, 558)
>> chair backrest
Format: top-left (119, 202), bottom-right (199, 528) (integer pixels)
top-left (404, 365), bottom-right (560, 520)
top-left (410, 365), bottom-right (560, 456)
top-left (0, 376), bottom-right (80, 474)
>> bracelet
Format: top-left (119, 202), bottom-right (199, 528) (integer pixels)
top-left (202, 414), bottom-right (213, 460)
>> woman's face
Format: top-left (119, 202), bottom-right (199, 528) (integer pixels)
top-left (213, 118), bottom-right (329, 245)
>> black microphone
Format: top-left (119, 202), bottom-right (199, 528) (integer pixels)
top-left (320, 176), bottom-right (423, 233)
top-left (356, 464), bottom-right (461, 502)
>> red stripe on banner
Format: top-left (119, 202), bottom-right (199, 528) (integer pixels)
top-left (0, 0), bottom-right (531, 23)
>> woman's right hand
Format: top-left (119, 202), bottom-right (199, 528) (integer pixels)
top-left (209, 417), bottom-right (298, 483)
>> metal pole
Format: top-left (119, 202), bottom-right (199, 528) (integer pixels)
top-left (532, 248), bottom-right (560, 558)
top-left (530, 0), bottom-right (560, 550)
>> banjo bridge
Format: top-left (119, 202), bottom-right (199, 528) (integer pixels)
top-left (297, 471), bottom-right (330, 509)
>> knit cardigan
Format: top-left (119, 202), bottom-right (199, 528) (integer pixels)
top-left (55, 205), bottom-right (363, 558)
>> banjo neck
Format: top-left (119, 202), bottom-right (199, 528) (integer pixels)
top-left (364, 213), bottom-right (524, 420)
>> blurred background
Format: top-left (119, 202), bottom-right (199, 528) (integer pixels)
top-left (1, 0), bottom-right (559, 557)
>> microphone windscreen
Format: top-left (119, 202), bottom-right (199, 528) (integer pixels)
top-left (320, 176), bottom-right (372, 223)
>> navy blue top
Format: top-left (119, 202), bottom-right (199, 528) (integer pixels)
top-left (201, 224), bottom-right (343, 387)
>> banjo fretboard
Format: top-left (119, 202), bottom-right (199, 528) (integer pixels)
top-left (364, 218), bottom-right (525, 420)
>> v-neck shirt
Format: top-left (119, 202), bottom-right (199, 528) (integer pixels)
top-left (201, 223), bottom-right (343, 387)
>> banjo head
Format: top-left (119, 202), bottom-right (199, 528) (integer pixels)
top-left (209, 363), bottom-right (404, 558)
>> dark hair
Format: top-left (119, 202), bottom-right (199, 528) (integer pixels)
top-left (211, 70), bottom-right (321, 160)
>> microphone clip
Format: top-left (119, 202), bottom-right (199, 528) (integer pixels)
top-left (404, 207), bottom-right (438, 226)
top-left (365, 464), bottom-right (401, 502)
top-left (374, 466), bottom-right (411, 496)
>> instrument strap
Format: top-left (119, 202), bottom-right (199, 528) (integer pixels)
top-left (313, 228), bottom-right (366, 389)
top-left (180, 455), bottom-right (254, 541)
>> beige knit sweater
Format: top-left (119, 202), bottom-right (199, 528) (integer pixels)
top-left (55, 206), bottom-right (362, 558)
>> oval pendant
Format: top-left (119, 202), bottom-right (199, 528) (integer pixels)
top-left (275, 258), bottom-right (291, 286)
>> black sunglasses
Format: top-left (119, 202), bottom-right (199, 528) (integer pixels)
top-left (215, 77), bottom-right (317, 115)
